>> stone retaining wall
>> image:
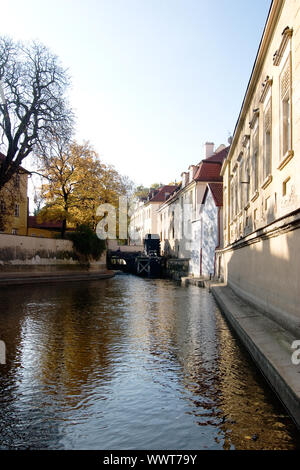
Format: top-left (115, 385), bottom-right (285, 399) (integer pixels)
top-left (0, 233), bottom-right (106, 272)
top-left (165, 258), bottom-right (190, 280)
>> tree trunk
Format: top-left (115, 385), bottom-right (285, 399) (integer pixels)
top-left (61, 218), bottom-right (67, 239)
top-left (0, 213), bottom-right (5, 232)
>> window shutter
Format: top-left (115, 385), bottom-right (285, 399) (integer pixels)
top-left (281, 60), bottom-right (290, 100)
top-left (264, 105), bottom-right (271, 131)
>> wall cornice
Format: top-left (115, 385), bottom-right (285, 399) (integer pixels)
top-left (222, 207), bottom-right (300, 252)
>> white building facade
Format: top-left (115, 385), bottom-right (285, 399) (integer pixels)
top-left (157, 144), bottom-right (228, 277)
top-left (220, 0), bottom-right (300, 337)
top-left (129, 186), bottom-right (177, 245)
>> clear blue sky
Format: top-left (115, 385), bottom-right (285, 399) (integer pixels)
top-left (2, 0), bottom-right (271, 187)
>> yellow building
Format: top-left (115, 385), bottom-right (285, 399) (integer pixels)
top-left (27, 216), bottom-right (63, 238)
top-left (220, 0), bottom-right (300, 336)
top-left (0, 153), bottom-right (65, 239)
top-left (0, 153), bottom-right (29, 236)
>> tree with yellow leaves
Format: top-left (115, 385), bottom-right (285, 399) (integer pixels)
top-left (36, 140), bottom-right (131, 238)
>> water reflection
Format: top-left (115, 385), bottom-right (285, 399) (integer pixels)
top-left (0, 276), bottom-right (299, 449)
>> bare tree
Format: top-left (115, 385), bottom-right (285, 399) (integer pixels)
top-left (0, 36), bottom-right (74, 191)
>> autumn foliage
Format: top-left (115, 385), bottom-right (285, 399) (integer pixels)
top-left (36, 141), bottom-right (131, 237)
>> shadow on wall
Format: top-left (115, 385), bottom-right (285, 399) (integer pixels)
top-left (162, 239), bottom-right (172, 257)
top-left (225, 205), bottom-right (300, 337)
top-left (162, 239), bottom-right (186, 259)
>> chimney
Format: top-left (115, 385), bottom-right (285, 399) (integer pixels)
top-left (189, 165), bottom-right (197, 181)
top-left (181, 171), bottom-right (189, 188)
top-left (205, 142), bottom-right (214, 159)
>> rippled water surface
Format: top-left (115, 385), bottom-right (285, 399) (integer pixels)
top-left (0, 275), bottom-right (299, 450)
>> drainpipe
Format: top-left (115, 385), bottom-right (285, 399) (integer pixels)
top-left (214, 207), bottom-right (221, 278)
top-left (26, 196), bottom-right (29, 236)
top-left (227, 161), bottom-right (231, 244)
top-left (200, 248), bottom-right (202, 276)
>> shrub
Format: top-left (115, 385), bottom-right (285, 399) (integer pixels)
top-left (68, 225), bottom-right (106, 261)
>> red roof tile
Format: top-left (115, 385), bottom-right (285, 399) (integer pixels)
top-left (147, 185), bottom-right (178, 203)
top-left (202, 183), bottom-right (223, 207)
top-left (193, 146), bottom-right (229, 182)
top-left (205, 146), bottom-right (230, 163)
top-left (209, 183), bottom-right (223, 206)
top-left (28, 216), bottom-right (63, 230)
top-left (194, 161), bottom-right (223, 182)
top-left (0, 152), bottom-right (31, 174)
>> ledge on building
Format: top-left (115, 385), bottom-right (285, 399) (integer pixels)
top-left (261, 174), bottom-right (273, 190)
top-left (211, 283), bottom-right (300, 430)
top-left (273, 27), bottom-right (293, 66)
top-left (278, 150), bottom-right (294, 171)
top-left (251, 190), bottom-right (259, 202)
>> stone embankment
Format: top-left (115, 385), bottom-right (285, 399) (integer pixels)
top-left (0, 269), bottom-right (115, 286)
top-left (179, 275), bottom-right (300, 429)
top-left (0, 233), bottom-right (113, 285)
top-left (211, 283), bottom-right (300, 430)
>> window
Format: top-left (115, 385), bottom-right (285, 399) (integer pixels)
top-left (265, 196), bottom-right (270, 211)
top-left (12, 228), bottom-right (18, 235)
top-left (263, 100), bottom-right (272, 179)
top-left (280, 58), bottom-right (292, 157)
top-left (234, 176), bottom-right (238, 216)
top-left (14, 204), bottom-right (20, 217)
top-left (192, 188), bottom-right (196, 217)
top-left (245, 159), bottom-right (250, 203)
top-left (252, 126), bottom-right (259, 193)
top-left (230, 180), bottom-right (234, 222)
top-left (0, 201), bottom-right (5, 213)
top-left (242, 139), bottom-right (250, 205)
top-left (283, 177), bottom-right (291, 197)
top-left (245, 208), bottom-right (249, 227)
top-left (238, 162), bottom-right (243, 211)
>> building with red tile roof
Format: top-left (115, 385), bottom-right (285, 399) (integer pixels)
top-left (28, 216), bottom-right (63, 230)
top-left (156, 142), bottom-right (228, 277)
top-left (27, 216), bottom-right (75, 238)
top-left (194, 161), bottom-right (223, 182)
top-left (202, 183), bottom-right (223, 207)
top-left (129, 184), bottom-right (179, 244)
top-left (200, 182), bottom-right (224, 277)
top-left (146, 185), bottom-right (178, 203)
top-left (0, 152), bottom-right (31, 174)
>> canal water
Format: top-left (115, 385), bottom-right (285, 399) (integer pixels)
top-left (0, 275), bottom-right (299, 450)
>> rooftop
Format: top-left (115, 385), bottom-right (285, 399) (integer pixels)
top-left (193, 146), bottom-right (229, 182)
top-left (28, 216), bottom-right (64, 230)
top-left (206, 183), bottom-right (223, 206)
top-left (147, 185), bottom-right (178, 203)
top-left (0, 152), bottom-right (31, 174)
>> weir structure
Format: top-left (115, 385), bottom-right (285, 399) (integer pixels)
top-left (107, 235), bottom-right (163, 278)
